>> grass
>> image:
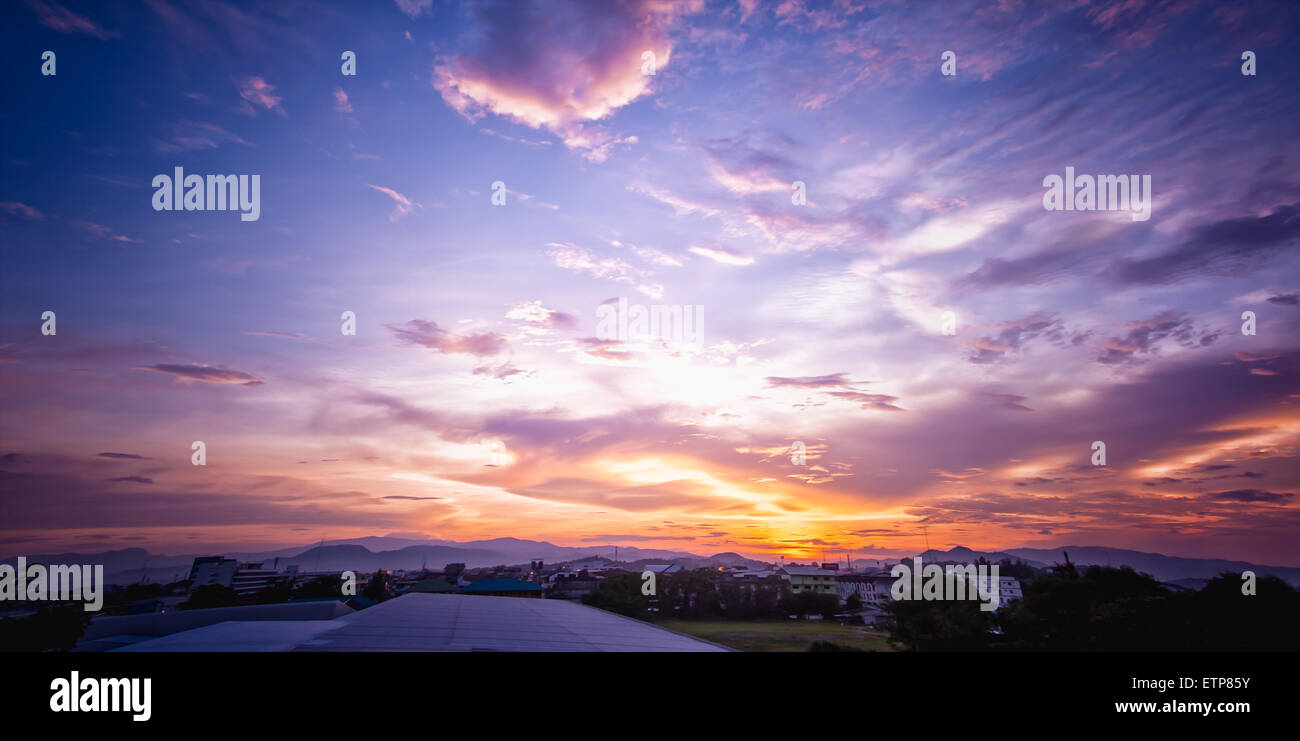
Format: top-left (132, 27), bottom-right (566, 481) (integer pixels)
top-left (657, 619), bottom-right (894, 652)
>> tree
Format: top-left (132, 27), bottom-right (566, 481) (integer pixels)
top-left (0, 605), bottom-right (93, 651)
top-left (179, 584), bottom-right (237, 610)
top-left (583, 572), bottom-right (650, 619)
top-left (362, 571), bottom-right (391, 602)
top-left (780, 591), bottom-right (839, 620)
top-left (752, 583), bottom-right (785, 618)
top-left (993, 564), bottom-right (1169, 650)
top-left (995, 558), bottom-right (1039, 582)
top-left (879, 562), bottom-right (1300, 651)
top-left (249, 583), bottom-right (292, 604)
top-left (657, 569), bottom-right (721, 619)
top-left (1179, 572), bottom-right (1300, 651)
top-left (886, 597), bottom-right (991, 651)
top-left (295, 575), bottom-right (342, 598)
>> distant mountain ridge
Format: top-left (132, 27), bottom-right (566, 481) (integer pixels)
top-left (5, 539), bottom-right (1298, 587)
top-left (1003, 545), bottom-right (1300, 586)
top-left (1, 536), bottom-right (702, 586)
top-left (900, 545), bottom-right (1300, 586)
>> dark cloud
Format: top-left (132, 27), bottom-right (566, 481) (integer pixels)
top-left (0, 468), bottom-right (431, 533)
top-left (1206, 489), bottom-right (1293, 503)
top-left (1110, 203), bottom-right (1300, 284)
top-left (966, 312), bottom-right (1064, 364)
top-left (1096, 311), bottom-right (1217, 365)
top-left (133, 364), bottom-right (264, 386)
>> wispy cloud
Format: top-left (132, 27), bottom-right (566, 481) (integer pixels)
top-left (365, 184), bottom-right (419, 221)
top-left (237, 76), bottom-right (285, 116)
top-left (24, 0), bottom-right (117, 39)
top-left (388, 320), bottom-right (508, 357)
top-left (153, 120), bottom-right (250, 153)
top-left (689, 244), bottom-right (754, 266)
top-left (393, 0), bottom-right (431, 19)
top-left (332, 87), bottom-right (353, 114)
top-left (0, 202), bottom-right (45, 221)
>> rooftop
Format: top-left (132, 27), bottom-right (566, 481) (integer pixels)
top-left (779, 566), bottom-right (839, 576)
top-left (114, 594), bottom-right (731, 652)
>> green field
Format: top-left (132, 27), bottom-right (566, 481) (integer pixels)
top-left (657, 619), bottom-right (894, 652)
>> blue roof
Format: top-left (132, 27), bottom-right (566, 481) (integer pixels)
top-left (461, 578), bottom-right (542, 592)
top-left (113, 594), bottom-right (731, 652)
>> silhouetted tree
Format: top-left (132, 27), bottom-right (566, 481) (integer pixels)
top-left (583, 572), bottom-right (650, 620)
top-left (780, 591), bottom-right (839, 620)
top-left (0, 604), bottom-right (93, 651)
top-left (179, 584), bottom-right (237, 610)
top-left (249, 583), bottom-right (292, 604)
top-left (887, 597), bottom-right (991, 651)
top-left (295, 575), bottom-right (342, 598)
top-left (362, 572), bottom-right (391, 602)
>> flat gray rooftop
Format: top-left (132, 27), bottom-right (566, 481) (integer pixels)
top-left (118, 594), bottom-right (729, 652)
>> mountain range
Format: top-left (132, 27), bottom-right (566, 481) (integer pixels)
top-left (4, 538), bottom-right (1298, 587)
top-left (902, 545), bottom-right (1300, 587)
top-left (1, 536), bottom-right (701, 585)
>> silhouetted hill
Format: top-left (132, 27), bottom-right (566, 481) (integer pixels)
top-left (12, 539), bottom-right (1298, 587)
top-left (891, 545), bottom-right (1300, 586)
top-left (1005, 546), bottom-right (1300, 586)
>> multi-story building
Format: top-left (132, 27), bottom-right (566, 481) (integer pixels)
top-left (859, 573), bottom-right (897, 606)
top-left (835, 573), bottom-right (899, 605)
top-left (230, 561), bottom-right (284, 596)
top-left (187, 557), bottom-right (237, 592)
top-left (969, 575), bottom-right (1022, 609)
top-left (778, 566), bottom-right (838, 595)
top-left (835, 573), bottom-right (869, 604)
top-left (546, 572), bottom-right (601, 600)
top-left (186, 556), bottom-right (292, 597)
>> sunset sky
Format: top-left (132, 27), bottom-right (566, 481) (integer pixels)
top-left (2, 0), bottom-right (1298, 565)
